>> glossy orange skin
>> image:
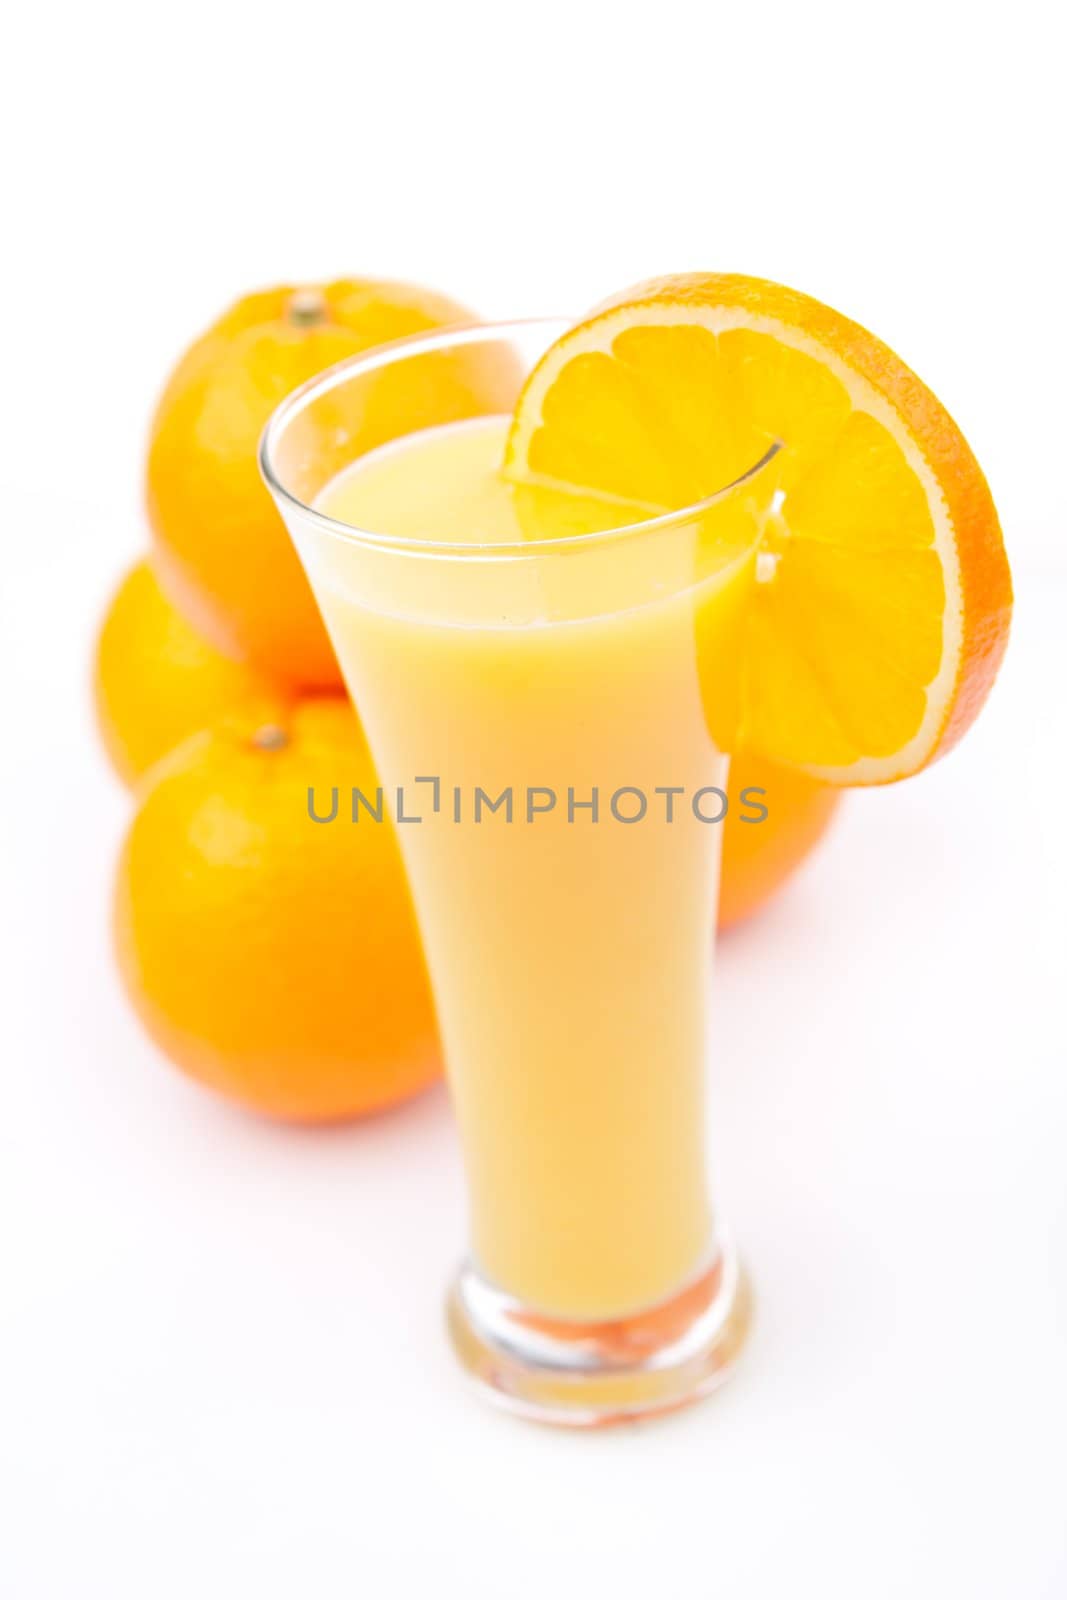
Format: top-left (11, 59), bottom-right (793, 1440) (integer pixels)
top-left (113, 698), bottom-right (441, 1123)
top-left (93, 558), bottom-right (288, 787)
top-left (145, 278), bottom-right (486, 690)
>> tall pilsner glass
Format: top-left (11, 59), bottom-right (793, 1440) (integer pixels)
top-left (261, 320), bottom-right (776, 1426)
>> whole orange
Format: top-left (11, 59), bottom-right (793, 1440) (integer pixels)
top-left (720, 753), bottom-right (841, 929)
top-left (146, 278), bottom-right (491, 689)
top-left (113, 696), bottom-right (440, 1122)
top-left (93, 558), bottom-right (285, 787)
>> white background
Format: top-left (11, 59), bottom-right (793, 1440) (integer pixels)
top-left (2, 3), bottom-right (1065, 1595)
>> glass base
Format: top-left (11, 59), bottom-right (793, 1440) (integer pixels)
top-left (446, 1231), bottom-right (751, 1429)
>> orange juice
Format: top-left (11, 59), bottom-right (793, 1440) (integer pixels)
top-left (313, 416), bottom-right (755, 1319)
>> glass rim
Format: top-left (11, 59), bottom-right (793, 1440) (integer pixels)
top-left (258, 315), bottom-right (781, 559)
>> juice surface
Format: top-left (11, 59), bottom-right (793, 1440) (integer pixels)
top-left (314, 417), bottom-right (752, 1318)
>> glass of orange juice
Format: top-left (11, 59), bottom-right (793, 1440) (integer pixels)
top-left (261, 320), bottom-right (777, 1426)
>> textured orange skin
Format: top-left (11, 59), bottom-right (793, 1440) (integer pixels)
top-left (146, 278), bottom-right (484, 690)
top-left (113, 697), bottom-right (441, 1124)
top-left (93, 558), bottom-right (288, 787)
top-left (719, 754), bottom-right (841, 928)
top-left (594, 273), bottom-right (1014, 779)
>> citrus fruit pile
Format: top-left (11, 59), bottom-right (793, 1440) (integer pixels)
top-left (98, 278), bottom-right (486, 1121)
top-left (94, 270), bottom-right (1009, 1125)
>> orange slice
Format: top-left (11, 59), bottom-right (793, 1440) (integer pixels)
top-left (505, 274), bottom-right (1012, 785)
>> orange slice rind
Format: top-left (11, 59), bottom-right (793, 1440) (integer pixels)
top-left (505, 273), bottom-right (1012, 785)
